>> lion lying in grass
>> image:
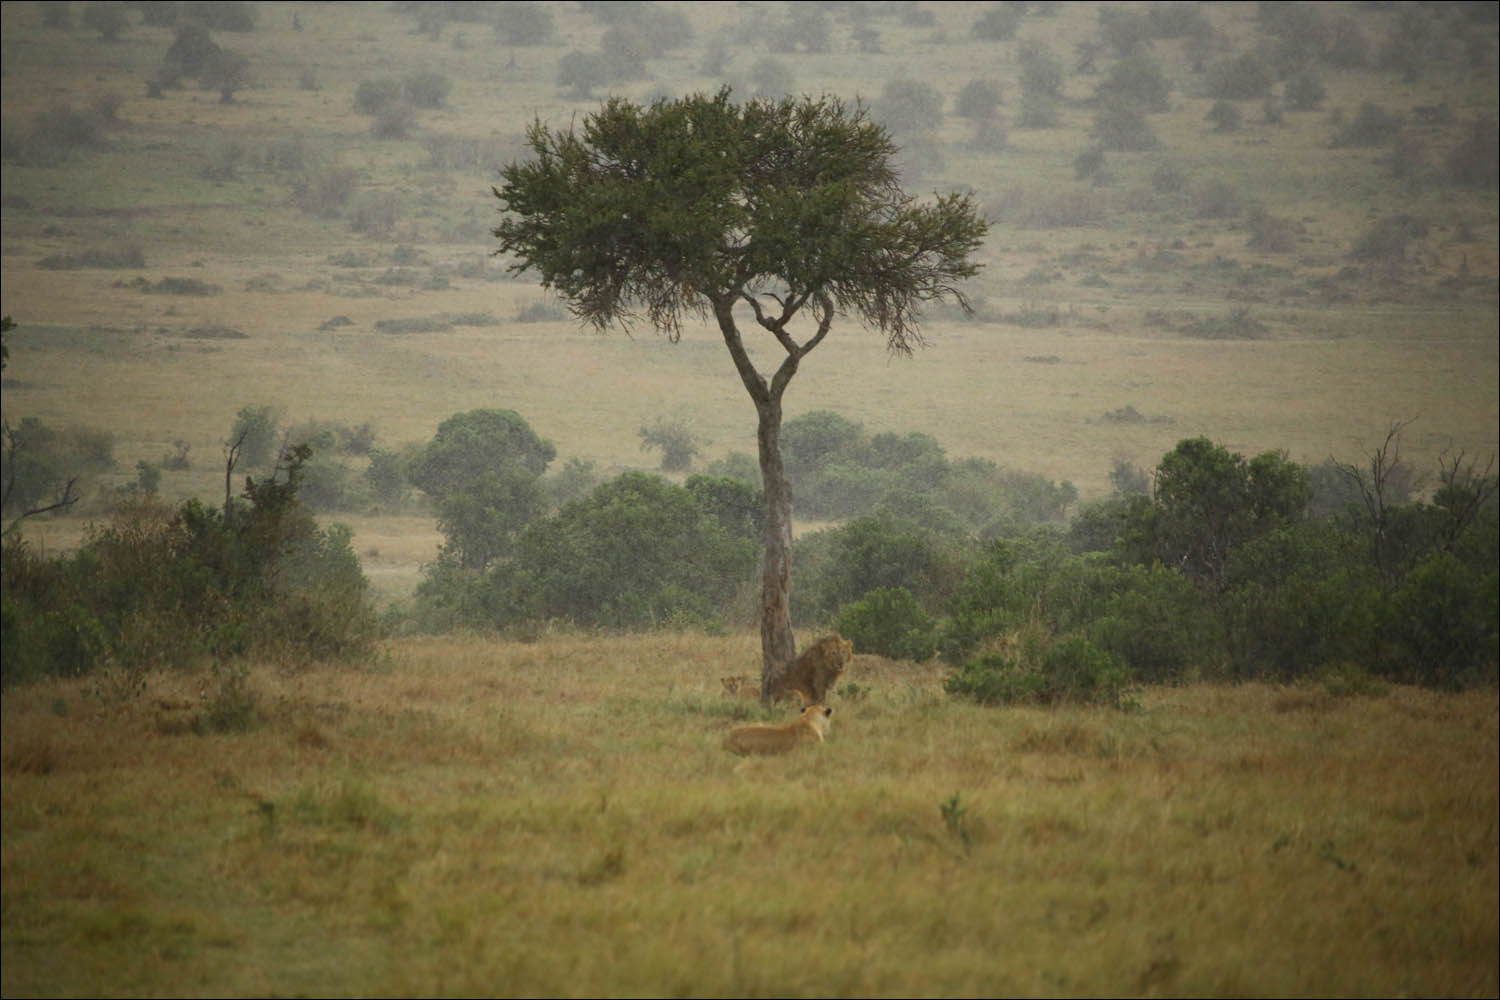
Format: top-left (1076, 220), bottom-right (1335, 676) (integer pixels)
top-left (722, 705), bottom-right (833, 756)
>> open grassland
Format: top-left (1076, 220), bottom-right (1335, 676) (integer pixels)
top-left (2, 633), bottom-right (1496, 997)
top-left (2, 3), bottom-right (1495, 594)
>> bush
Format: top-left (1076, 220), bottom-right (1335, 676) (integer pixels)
top-left (494, 2), bottom-right (555, 45)
top-left (1097, 53), bottom-right (1171, 112)
top-left (1091, 104), bottom-right (1159, 151)
top-left (229, 405), bottom-right (280, 469)
top-left (876, 79), bottom-right (943, 142)
top-left (1205, 52), bottom-right (1274, 100)
top-left (955, 79), bottom-right (1004, 121)
top-left (973, 5), bottom-right (1022, 41)
top-left (1, 451), bottom-right (375, 686)
top-left (354, 78), bottom-right (402, 115)
top-left (637, 417), bottom-right (698, 472)
top-left (1447, 119), bottom-right (1499, 188)
top-left (403, 72), bottom-right (452, 109)
top-left (946, 636), bottom-right (1132, 708)
top-left (1018, 45), bottom-right (1064, 101)
top-left (485, 472), bottom-right (756, 631)
top-left (292, 166), bottom-right (358, 217)
top-left (1284, 72), bottom-right (1327, 111)
top-left (1350, 214), bottom-right (1428, 263)
top-left (1089, 564), bottom-right (1218, 683)
top-left (1332, 102), bottom-right (1402, 148)
top-left (836, 587), bottom-right (939, 662)
top-left (1206, 100), bottom-right (1241, 133)
top-left (83, 4), bottom-right (129, 40)
top-left (2, 418), bottom-right (116, 517)
top-left (1246, 208), bottom-right (1300, 252)
top-left (557, 50), bottom-right (608, 99)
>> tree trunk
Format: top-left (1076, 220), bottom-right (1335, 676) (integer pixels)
top-left (755, 394), bottom-right (797, 702)
top-left (712, 295), bottom-right (799, 699)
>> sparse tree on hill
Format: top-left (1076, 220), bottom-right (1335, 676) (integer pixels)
top-left (494, 90), bottom-right (988, 698)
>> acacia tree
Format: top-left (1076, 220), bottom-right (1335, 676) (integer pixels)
top-left (493, 89), bottom-right (988, 698)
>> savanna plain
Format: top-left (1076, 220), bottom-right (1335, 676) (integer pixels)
top-left (2, 1), bottom-right (1497, 996)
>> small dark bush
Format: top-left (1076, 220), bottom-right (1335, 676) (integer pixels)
top-left (1205, 52), bottom-right (1274, 101)
top-left (1447, 119), bottom-right (1499, 188)
top-left (1351, 215), bottom-right (1429, 263)
top-left (494, 2), bottom-right (555, 45)
top-left (1091, 104), bottom-right (1159, 151)
top-left (973, 5), bottom-right (1022, 41)
top-left (1284, 72), bottom-right (1327, 112)
top-left (354, 78), bottom-right (402, 115)
top-left (955, 79), bottom-right (1004, 120)
top-left (1206, 100), bottom-right (1241, 133)
top-left (374, 316), bottom-right (452, 335)
top-left (403, 72), bottom-right (452, 109)
top-left (1332, 102), bottom-right (1402, 148)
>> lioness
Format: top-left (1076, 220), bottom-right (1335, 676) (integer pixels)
top-left (722, 704), bottom-right (833, 756)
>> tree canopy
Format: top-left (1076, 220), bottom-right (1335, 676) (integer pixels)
top-left (494, 89), bottom-right (987, 354)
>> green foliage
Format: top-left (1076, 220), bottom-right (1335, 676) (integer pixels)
top-left (1091, 104), bottom-right (1160, 151)
top-left (1447, 119), bottom-right (1499, 187)
top-left (2, 452), bottom-right (376, 687)
top-left (946, 636), bottom-right (1132, 709)
top-left (83, 4), bottom-right (129, 41)
top-left (494, 2), bottom-right (555, 46)
top-left (484, 472), bottom-right (757, 631)
top-left (973, 5), bottom-right (1023, 42)
top-left (1351, 214), bottom-right (1429, 263)
top-left (795, 516), bottom-right (956, 624)
top-left (876, 79), bottom-right (944, 143)
top-left (1098, 53), bottom-right (1172, 112)
top-left (1387, 553), bottom-right (1498, 690)
top-left (955, 79), bottom-right (1004, 121)
top-left (638, 417), bottom-right (700, 472)
top-left (230, 405), bottom-right (280, 470)
top-left (3, 417), bottom-right (114, 519)
top-left (1284, 72), bottom-right (1327, 112)
top-left (685, 474), bottom-right (763, 543)
top-left (1150, 438), bottom-right (1308, 590)
top-left (403, 72), bottom-right (452, 109)
top-left (494, 90), bottom-right (986, 350)
top-left (1332, 102), bottom-right (1403, 148)
top-left (835, 586), bottom-right (938, 662)
top-left (1205, 53), bottom-right (1274, 101)
top-left (1206, 100), bottom-right (1242, 133)
top-left (1018, 44), bottom-right (1064, 101)
top-left (354, 78), bottom-right (402, 115)
top-left (410, 409), bottom-right (555, 500)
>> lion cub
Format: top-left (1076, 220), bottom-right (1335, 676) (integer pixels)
top-left (722, 705), bottom-right (833, 756)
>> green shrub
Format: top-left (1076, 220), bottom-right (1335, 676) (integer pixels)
top-left (354, 78), bottom-right (402, 115)
top-left (836, 587), bottom-right (939, 662)
top-left (1205, 53), bottom-right (1274, 100)
top-left (946, 636), bottom-right (1132, 708)
top-left (403, 72), bottom-right (452, 109)
top-left (1332, 102), bottom-right (1402, 148)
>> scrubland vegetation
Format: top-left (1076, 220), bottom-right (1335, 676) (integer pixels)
top-left (2, 1), bottom-right (1497, 995)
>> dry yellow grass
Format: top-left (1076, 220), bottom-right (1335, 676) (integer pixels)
top-left (3, 633), bottom-right (1495, 997)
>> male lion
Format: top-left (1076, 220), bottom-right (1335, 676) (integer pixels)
top-left (765, 634), bottom-right (852, 706)
top-left (722, 705), bottom-right (833, 756)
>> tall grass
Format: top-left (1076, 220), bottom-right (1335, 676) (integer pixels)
top-left (3, 634), bottom-right (1495, 996)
